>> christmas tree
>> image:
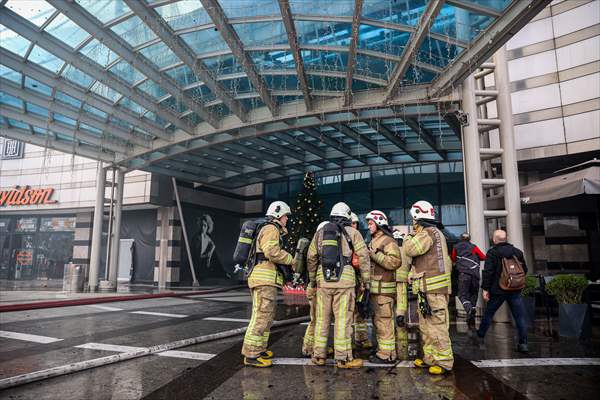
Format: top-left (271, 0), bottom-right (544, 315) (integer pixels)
top-left (286, 172), bottom-right (323, 253)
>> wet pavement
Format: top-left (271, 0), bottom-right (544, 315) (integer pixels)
top-left (0, 289), bottom-right (598, 399)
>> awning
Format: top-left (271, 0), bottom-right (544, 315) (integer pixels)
top-left (521, 166), bottom-right (600, 204)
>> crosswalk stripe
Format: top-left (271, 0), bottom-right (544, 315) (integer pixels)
top-left (0, 330), bottom-right (63, 344)
top-left (473, 358), bottom-right (600, 368)
top-left (130, 311), bottom-right (188, 318)
top-left (75, 343), bottom-right (215, 361)
top-left (203, 317), bottom-right (250, 323)
top-left (88, 305), bottom-right (124, 312)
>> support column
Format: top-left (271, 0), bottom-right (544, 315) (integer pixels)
top-left (494, 45), bottom-right (524, 249)
top-left (88, 163), bottom-right (106, 292)
top-left (107, 168), bottom-right (125, 289)
top-left (461, 74), bottom-right (487, 251)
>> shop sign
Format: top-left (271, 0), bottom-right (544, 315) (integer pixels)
top-left (0, 186), bottom-right (57, 207)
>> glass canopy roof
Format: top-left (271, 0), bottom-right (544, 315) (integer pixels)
top-left (0, 0), bottom-right (545, 188)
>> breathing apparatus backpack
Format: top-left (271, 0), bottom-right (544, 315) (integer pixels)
top-left (321, 222), bottom-right (353, 282)
top-left (233, 219), bottom-right (275, 275)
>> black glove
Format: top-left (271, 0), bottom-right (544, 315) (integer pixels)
top-left (396, 315), bottom-right (405, 327)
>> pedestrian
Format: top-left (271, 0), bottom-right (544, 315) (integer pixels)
top-left (307, 203), bottom-right (370, 368)
top-left (452, 232), bottom-right (486, 330)
top-left (477, 229), bottom-right (529, 353)
top-left (404, 200), bottom-right (454, 375)
top-left (241, 201), bottom-right (295, 367)
top-left (351, 212), bottom-right (372, 350)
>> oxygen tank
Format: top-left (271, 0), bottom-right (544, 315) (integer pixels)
top-left (293, 237), bottom-right (310, 275)
top-left (233, 220), bottom-right (261, 266)
top-left (321, 222), bottom-right (341, 282)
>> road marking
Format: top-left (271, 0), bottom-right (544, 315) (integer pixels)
top-left (301, 322), bottom-right (373, 326)
top-left (130, 311), bottom-right (188, 318)
top-left (473, 358), bottom-right (600, 368)
top-left (203, 317), bottom-right (250, 323)
top-left (88, 305), bottom-right (124, 312)
top-left (0, 330), bottom-right (63, 344)
top-left (271, 357), bottom-right (413, 367)
top-left (75, 342), bottom-right (215, 361)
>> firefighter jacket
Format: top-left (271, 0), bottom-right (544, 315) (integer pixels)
top-left (369, 230), bottom-right (401, 297)
top-left (395, 245), bottom-right (412, 314)
top-left (248, 220), bottom-right (293, 289)
top-left (404, 224), bottom-right (452, 294)
top-left (307, 225), bottom-right (370, 289)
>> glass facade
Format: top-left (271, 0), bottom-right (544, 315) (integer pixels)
top-left (264, 161), bottom-right (466, 239)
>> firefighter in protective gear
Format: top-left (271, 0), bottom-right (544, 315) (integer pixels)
top-left (404, 200), bottom-right (454, 374)
top-left (451, 232), bottom-right (486, 330)
top-left (351, 213), bottom-right (372, 349)
top-left (242, 201), bottom-right (294, 368)
top-left (307, 202), bottom-right (370, 368)
top-left (366, 210), bottom-right (402, 364)
top-left (394, 231), bottom-right (411, 360)
top-left (302, 221), bottom-right (328, 357)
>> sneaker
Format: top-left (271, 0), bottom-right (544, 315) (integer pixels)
top-left (414, 358), bottom-right (429, 368)
top-left (337, 358), bottom-right (363, 369)
top-left (311, 357), bottom-right (326, 366)
top-left (369, 355), bottom-right (396, 365)
top-left (244, 356), bottom-right (272, 368)
top-left (517, 343), bottom-right (529, 353)
top-left (428, 365), bottom-right (450, 375)
top-left (259, 350), bottom-right (274, 359)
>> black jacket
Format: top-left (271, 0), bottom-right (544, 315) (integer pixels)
top-left (482, 242), bottom-right (527, 295)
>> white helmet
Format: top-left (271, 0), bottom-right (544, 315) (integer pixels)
top-left (350, 212), bottom-right (359, 224)
top-left (410, 200), bottom-right (435, 221)
top-left (316, 221), bottom-right (328, 231)
top-left (366, 210), bottom-right (389, 227)
top-left (266, 201), bottom-right (291, 219)
top-left (330, 202), bottom-right (351, 219)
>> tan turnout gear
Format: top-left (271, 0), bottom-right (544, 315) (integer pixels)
top-left (369, 230), bottom-right (401, 360)
top-left (353, 312), bottom-right (369, 344)
top-left (242, 220), bottom-right (293, 359)
top-left (395, 246), bottom-right (412, 359)
top-left (302, 285), bottom-right (317, 355)
top-left (307, 224), bottom-right (370, 361)
top-left (404, 223), bottom-right (454, 371)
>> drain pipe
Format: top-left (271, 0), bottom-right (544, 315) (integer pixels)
top-left (0, 315), bottom-right (309, 390)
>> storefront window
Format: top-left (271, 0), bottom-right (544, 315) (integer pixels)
top-left (16, 217), bottom-right (37, 232)
top-left (39, 217), bottom-right (76, 232)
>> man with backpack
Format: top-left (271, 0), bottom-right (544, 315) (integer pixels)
top-left (307, 202), bottom-right (370, 368)
top-left (351, 212), bottom-right (372, 350)
top-left (241, 201), bottom-right (295, 367)
top-left (452, 232), bottom-right (486, 330)
top-left (477, 229), bottom-right (529, 353)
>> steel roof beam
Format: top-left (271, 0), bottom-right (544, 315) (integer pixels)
top-left (0, 48), bottom-right (169, 141)
top-left (0, 105), bottom-right (128, 155)
top-left (335, 123), bottom-right (392, 161)
top-left (183, 152), bottom-right (244, 174)
top-left (123, 0), bottom-right (247, 123)
top-left (145, 165), bottom-right (213, 184)
top-left (362, 119), bottom-right (419, 161)
top-left (251, 137), bottom-right (307, 163)
top-left (0, 8), bottom-right (193, 135)
top-left (0, 78), bottom-right (150, 149)
top-left (200, 0), bottom-right (278, 116)
top-left (48, 0), bottom-right (218, 128)
top-left (200, 148), bottom-right (264, 170)
top-left (300, 127), bottom-right (364, 163)
top-left (225, 142), bottom-right (283, 166)
top-left (344, 0), bottom-right (364, 106)
top-left (0, 126), bottom-right (115, 162)
top-left (429, 0), bottom-right (551, 96)
top-left (385, 0), bottom-right (445, 101)
top-left (159, 159), bottom-right (218, 178)
top-left (402, 117), bottom-right (447, 159)
top-left (278, 0), bottom-right (312, 110)
top-left (280, 133), bottom-right (328, 160)
top-left (446, 0), bottom-right (501, 18)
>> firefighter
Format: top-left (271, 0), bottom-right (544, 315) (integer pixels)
top-left (302, 221), bottom-right (328, 357)
top-left (452, 232), bottom-right (486, 330)
top-left (307, 202), bottom-right (370, 368)
top-left (366, 210), bottom-right (402, 364)
top-left (394, 230), bottom-right (411, 360)
top-left (351, 212), bottom-right (372, 349)
top-left (242, 201), bottom-right (294, 367)
top-left (404, 200), bottom-right (454, 374)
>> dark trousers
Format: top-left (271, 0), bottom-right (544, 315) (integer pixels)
top-left (458, 271), bottom-right (479, 314)
top-left (477, 292), bottom-right (528, 344)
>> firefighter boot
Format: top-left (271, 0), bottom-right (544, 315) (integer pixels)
top-left (414, 358), bottom-right (429, 368)
top-left (428, 365), bottom-right (450, 375)
top-left (337, 358), bottom-right (364, 369)
top-left (369, 354), bottom-right (396, 365)
top-left (244, 356), bottom-right (273, 368)
top-left (311, 357), bottom-right (326, 366)
top-left (260, 350), bottom-right (274, 359)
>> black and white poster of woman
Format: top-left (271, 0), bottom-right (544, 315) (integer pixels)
top-left (191, 214), bottom-right (228, 279)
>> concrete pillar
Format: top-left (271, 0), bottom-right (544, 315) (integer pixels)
top-left (88, 163), bottom-right (106, 292)
top-left (494, 46), bottom-right (524, 250)
top-left (107, 168), bottom-right (125, 288)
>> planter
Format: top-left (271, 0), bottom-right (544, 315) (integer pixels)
top-left (522, 296), bottom-right (536, 328)
top-left (558, 303), bottom-right (591, 339)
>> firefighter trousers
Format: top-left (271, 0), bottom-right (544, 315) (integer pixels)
top-left (372, 294), bottom-right (397, 360)
top-left (458, 271), bottom-right (479, 314)
top-left (242, 285), bottom-right (277, 358)
top-left (353, 310), bottom-right (369, 344)
top-left (418, 293), bottom-right (454, 370)
top-left (314, 287), bottom-right (355, 361)
top-left (302, 288), bottom-right (317, 355)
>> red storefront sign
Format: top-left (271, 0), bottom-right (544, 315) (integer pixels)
top-left (0, 186), bottom-right (57, 207)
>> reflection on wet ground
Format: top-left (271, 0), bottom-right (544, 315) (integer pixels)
top-left (0, 289), bottom-right (598, 399)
